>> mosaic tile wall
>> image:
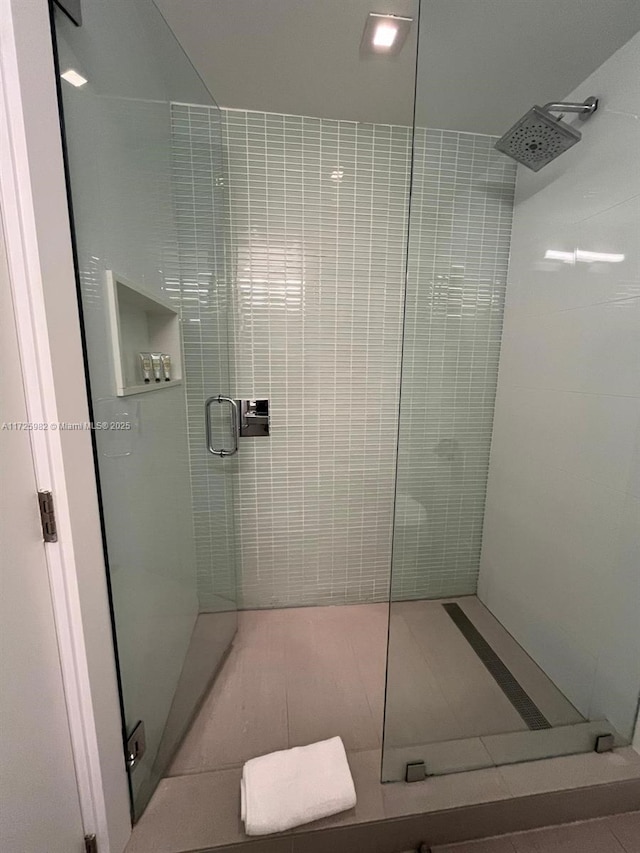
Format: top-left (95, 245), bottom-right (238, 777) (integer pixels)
top-left (224, 109), bottom-right (412, 608)
top-left (391, 129), bottom-right (517, 600)
top-left (172, 108), bottom-right (516, 608)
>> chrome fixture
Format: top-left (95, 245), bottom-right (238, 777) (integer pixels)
top-left (495, 97), bottom-right (598, 171)
top-left (594, 733), bottom-right (615, 753)
top-left (205, 395), bottom-right (239, 457)
top-left (125, 720), bottom-right (146, 771)
top-left (405, 761), bottom-right (427, 783)
top-left (237, 399), bottom-right (270, 437)
top-left (205, 397), bottom-right (270, 456)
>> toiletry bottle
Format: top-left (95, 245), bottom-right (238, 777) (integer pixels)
top-left (139, 352), bottom-right (152, 384)
top-left (150, 353), bottom-right (162, 383)
top-left (160, 353), bottom-right (172, 382)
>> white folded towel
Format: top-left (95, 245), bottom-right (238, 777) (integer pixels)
top-left (240, 736), bottom-right (357, 836)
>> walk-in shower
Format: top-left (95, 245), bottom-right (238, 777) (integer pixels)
top-left (51, 0), bottom-right (640, 841)
top-left (495, 96), bottom-right (599, 170)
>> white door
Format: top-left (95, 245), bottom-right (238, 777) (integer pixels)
top-left (0, 223), bottom-right (86, 852)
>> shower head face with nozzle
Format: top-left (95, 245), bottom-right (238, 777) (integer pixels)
top-left (495, 106), bottom-right (582, 172)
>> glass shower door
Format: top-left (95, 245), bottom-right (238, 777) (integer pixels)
top-left (52, 0), bottom-right (238, 818)
top-left (383, 3), bottom-right (640, 782)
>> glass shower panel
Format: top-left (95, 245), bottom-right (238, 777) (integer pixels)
top-left (53, 0), bottom-right (238, 817)
top-left (383, 5), bottom-right (640, 781)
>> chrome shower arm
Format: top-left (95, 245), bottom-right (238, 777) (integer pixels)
top-left (542, 97), bottom-right (598, 120)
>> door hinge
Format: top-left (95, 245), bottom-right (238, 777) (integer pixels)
top-left (84, 834), bottom-right (97, 853)
top-left (37, 490), bottom-right (58, 542)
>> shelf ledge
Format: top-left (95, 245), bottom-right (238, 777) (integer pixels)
top-left (119, 379), bottom-right (183, 397)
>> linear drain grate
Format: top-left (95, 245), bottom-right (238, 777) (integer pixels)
top-left (442, 603), bottom-right (552, 731)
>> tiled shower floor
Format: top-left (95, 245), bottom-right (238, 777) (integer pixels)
top-left (169, 602), bottom-right (388, 774)
top-left (169, 596), bottom-right (582, 778)
top-left (125, 598), bottom-right (640, 852)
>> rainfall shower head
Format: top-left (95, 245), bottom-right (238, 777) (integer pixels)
top-left (495, 97), bottom-right (598, 172)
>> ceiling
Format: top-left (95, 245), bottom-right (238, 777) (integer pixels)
top-left (155, 0), bottom-right (419, 126)
top-left (155, 0), bottom-right (640, 134)
top-left (417, 0), bottom-right (640, 133)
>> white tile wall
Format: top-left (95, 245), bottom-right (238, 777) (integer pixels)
top-left (174, 109), bottom-right (517, 608)
top-left (479, 32), bottom-right (640, 740)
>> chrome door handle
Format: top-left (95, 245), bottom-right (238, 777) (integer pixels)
top-left (205, 395), bottom-right (239, 457)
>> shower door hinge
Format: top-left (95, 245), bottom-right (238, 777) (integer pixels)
top-left (84, 834), bottom-right (97, 853)
top-left (405, 760), bottom-right (427, 783)
top-left (125, 719), bottom-right (146, 771)
top-left (37, 490), bottom-right (58, 542)
top-left (594, 733), bottom-right (615, 753)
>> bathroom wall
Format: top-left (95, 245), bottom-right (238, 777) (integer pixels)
top-left (392, 129), bottom-right (517, 600)
top-left (479, 33), bottom-right (640, 739)
top-left (224, 109), bottom-right (411, 608)
top-left (175, 108), bottom-right (518, 608)
top-left (55, 0), bottom-right (214, 810)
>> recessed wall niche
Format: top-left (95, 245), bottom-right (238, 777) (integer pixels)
top-left (105, 270), bottom-right (183, 396)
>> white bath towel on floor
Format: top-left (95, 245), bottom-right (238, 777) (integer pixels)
top-left (240, 736), bottom-right (357, 836)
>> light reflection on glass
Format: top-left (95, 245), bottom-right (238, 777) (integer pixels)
top-left (544, 249), bottom-right (625, 264)
top-left (236, 241), bottom-right (304, 313)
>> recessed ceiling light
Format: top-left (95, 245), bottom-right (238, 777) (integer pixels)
top-left (61, 68), bottom-right (88, 88)
top-left (373, 22), bottom-right (398, 48)
top-left (361, 13), bottom-right (413, 56)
